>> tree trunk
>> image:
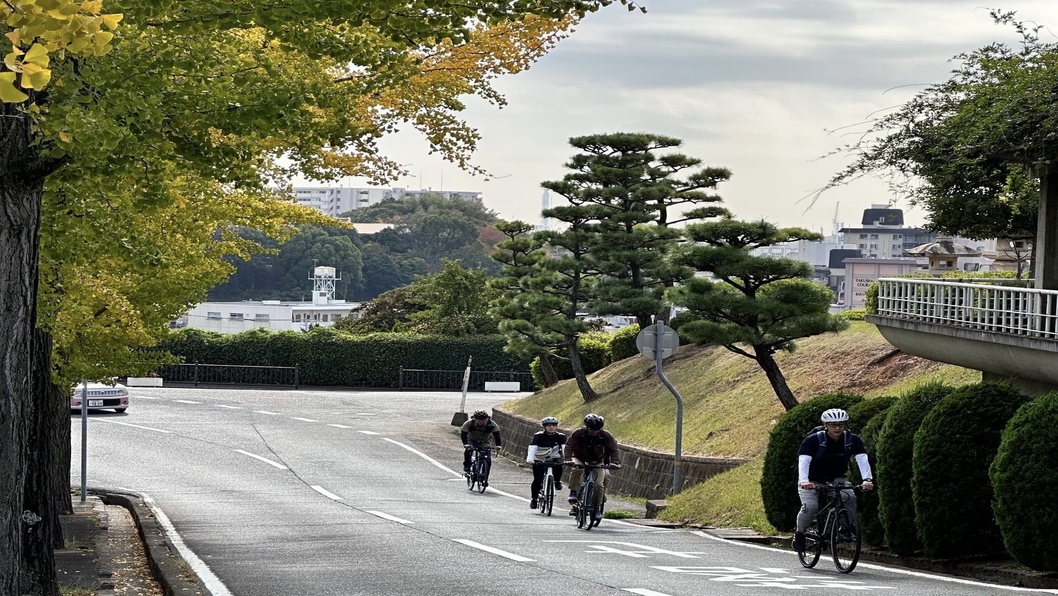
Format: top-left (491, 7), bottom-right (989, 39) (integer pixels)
top-left (1035, 166), bottom-right (1058, 290)
top-left (21, 330), bottom-right (61, 596)
top-left (635, 314), bottom-right (653, 331)
top-left (0, 100), bottom-right (48, 596)
top-left (539, 353), bottom-right (559, 387)
top-left (566, 335), bottom-right (599, 403)
top-left (754, 345), bottom-right (799, 411)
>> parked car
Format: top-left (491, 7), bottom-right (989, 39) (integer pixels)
top-left (70, 382), bottom-right (130, 413)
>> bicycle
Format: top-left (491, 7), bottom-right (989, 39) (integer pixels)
top-left (465, 444), bottom-right (492, 493)
top-left (564, 462), bottom-right (619, 530)
top-left (534, 460), bottom-right (562, 516)
top-left (796, 481), bottom-right (864, 573)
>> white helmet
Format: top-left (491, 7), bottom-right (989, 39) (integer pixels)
top-left (820, 408), bottom-right (849, 423)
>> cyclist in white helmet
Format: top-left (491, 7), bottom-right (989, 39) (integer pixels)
top-left (793, 408), bottom-right (874, 552)
top-left (526, 416), bottom-right (567, 509)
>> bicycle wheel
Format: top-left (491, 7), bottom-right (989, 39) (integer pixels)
top-left (831, 508), bottom-right (861, 573)
top-left (465, 455), bottom-right (475, 490)
top-left (582, 482), bottom-right (597, 531)
top-left (575, 486), bottom-right (589, 529)
top-left (542, 474), bottom-right (554, 516)
top-left (477, 457), bottom-right (490, 493)
top-left (797, 530), bottom-right (822, 568)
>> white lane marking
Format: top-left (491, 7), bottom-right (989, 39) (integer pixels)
top-left (254, 410), bottom-right (280, 415)
top-left (136, 396), bottom-right (158, 400)
top-left (761, 567), bottom-right (787, 573)
top-left (367, 511), bottom-right (414, 524)
top-left (452, 539), bottom-right (534, 562)
top-left (328, 424), bottom-right (352, 429)
top-left (355, 412), bottom-right (375, 416)
top-left (216, 405), bottom-right (242, 410)
top-left (142, 493), bottom-right (233, 596)
top-left (92, 419), bottom-right (171, 434)
top-left (383, 438), bottom-right (458, 475)
top-left (624, 590), bottom-right (673, 596)
top-left (359, 430), bottom-right (380, 435)
top-left (174, 399), bottom-right (201, 404)
top-left (234, 450), bottom-right (288, 469)
top-left (292, 417), bottom-right (318, 422)
top-left (689, 531), bottom-right (1058, 593)
top-left (311, 485), bottom-right (343, 501)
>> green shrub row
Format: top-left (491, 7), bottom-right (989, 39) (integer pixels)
top-left (157, 327), bottom-right (531, 388)
top-left (762, 381), bottom-right (1058, 571)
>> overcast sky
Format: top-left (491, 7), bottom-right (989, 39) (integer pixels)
top-left (321, 1), bottom-right (1057, 233)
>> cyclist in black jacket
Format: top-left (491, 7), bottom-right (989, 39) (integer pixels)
top-left (526, 416), bottom-right (566, 509)
top-left (460, 410), bottom-right (502, 473)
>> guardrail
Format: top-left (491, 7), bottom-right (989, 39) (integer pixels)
top-left (398, 368), bottom-right (535, 391)
top-left (158, 363), bottom-right (300, 388)
top-left (874, 278), bottom-right (1058, 340)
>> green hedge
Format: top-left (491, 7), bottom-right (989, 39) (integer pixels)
top-left (912, 382), bottom-right (1030, 559)
top-left (760, 392), bottom-right (865, 532)
top-left (158, 327), bottom-right (530, 387)
top-left (990, 391), bottom-right (1058, 571)
top-left (609, 324), bottom-right (641, 362)
top-left (874, 382), bottom-right (953, 555)
top-left (529, 334), bottom-right (616, 388)
top-left (847, 396), bottom-right (899, 548)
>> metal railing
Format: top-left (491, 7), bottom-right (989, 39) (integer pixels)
top-left (158, 363), bottom-right (300, 388)
top-left (874, 278), bottom-right (1058, 340)
top-left (398, 368), bottom-right (535, 391)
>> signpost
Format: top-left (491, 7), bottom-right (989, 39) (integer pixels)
top-left (636, 321), bottom-right (685, 495)
top-left (451, 356), bottom-right (473, 426)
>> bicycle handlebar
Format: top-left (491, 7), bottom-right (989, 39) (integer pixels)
top-left (811, 481), bottom-right (869, 491)
top-left (562, 462), bottom-right (621, 470)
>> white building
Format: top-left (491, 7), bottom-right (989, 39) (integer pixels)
top-left (292, 186), bottom-right (482, 218)
top-left (176, 267), bottom-right (360, 334)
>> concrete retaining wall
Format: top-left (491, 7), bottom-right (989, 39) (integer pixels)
top-left (491, 408), bottom-right (748, 500)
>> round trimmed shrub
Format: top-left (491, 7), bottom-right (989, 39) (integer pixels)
top-left (875, 382), bottom-right (953, 555)
top-left (913, 382), bottom-right (1031, 559)
top-left (990, 391), bottom-right (1058, 571)
top-left (608, 324), bottom-right (641, 362)
top-left (760, 392), bottom-right (865, 532)
top-left (848, 399), bottom-right (897, 548)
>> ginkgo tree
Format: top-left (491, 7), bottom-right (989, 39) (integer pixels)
top-left (0, 1), bottom-right (646, 593)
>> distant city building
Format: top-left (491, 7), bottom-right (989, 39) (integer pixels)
top-left (174, 266), bottom-right (359, 334)
top-left (292, 186), bottom-right (482, 218)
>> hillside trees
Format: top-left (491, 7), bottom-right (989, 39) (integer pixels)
top-left (668, 219), bottom-right (848, 411)
top-left (824, 11), bottom-right (1058, 287)
top-left (1, 1), bottom-right (644, 592)
top-left (541, 133), bottom-right (732, 329)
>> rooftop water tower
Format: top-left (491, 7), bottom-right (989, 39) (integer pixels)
top-left (310, 266), bottom-right (340, 305)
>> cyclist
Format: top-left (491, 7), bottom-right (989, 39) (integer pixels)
top-left (793, 408), bottom-right (874, 551)
top-left (564, 413), bottom-right (621, 518)
top-left (526, 416), bottom-right (567, 509)
top-left (460, 409), bottom-right (502, 475)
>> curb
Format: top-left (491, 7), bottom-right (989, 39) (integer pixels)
top-left (97, 490), bottom-right (209, 596)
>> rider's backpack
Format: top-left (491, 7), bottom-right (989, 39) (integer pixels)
top-left (806, 426), bottom-right (853, 459)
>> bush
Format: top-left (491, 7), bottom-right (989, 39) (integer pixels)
top-left (912, 382), bottom-right (1030, 559)
top-left (608, 324), bottom-right (641, 362)
top-left (990, 391), bottom-right (1058, 571)
top-left (529, 336), bottom-right (612, 388)
top-left (760, 392), bottom-right (865, 532)
top-left (837, 309), bottom-right (867, 321)
top-left (874, 382), bottom-right (953, 555)
top-left (847, 398), bottom-right (898, 548)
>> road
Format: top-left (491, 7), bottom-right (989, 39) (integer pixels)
top-left (71, 387), bottom-right (1058, 596)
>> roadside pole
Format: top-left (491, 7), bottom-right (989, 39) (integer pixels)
top-left (636, 321), bottom-right (684, 495)
top-left (80, 379), bottom-right (88, 503)
top-left (451, 355), bottom-right (472, 426)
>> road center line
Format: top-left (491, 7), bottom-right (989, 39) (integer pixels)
top-left (358, 430), bottom-right (380, 435)
top-left (310, 485), bottom-right (343, 501)
top-left (382, 438), bottom-right (457, 475)
top-left (624, 590), bottom-right (673, 596)
top-left (93, 419), bottom-right (171, 434)
top-left (215, 405), bottom-right (241, 409)
top-left (254, 410), bottom-right (280, 415)
top-left (328, 424), bottom-right (352, 429)
top-left (291, 417), bottom-right (318, 422)
top-left (234, 450), bottom-right (288, 469)
top-left (452, 539), bottom-right (533, 562)
top-left (366, 511), bottom-right (413, 524)
top-left (174, 399), bottom-right (201, 404)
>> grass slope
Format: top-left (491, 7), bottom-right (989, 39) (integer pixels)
top-left (502, 321), bottom-right (979, 533)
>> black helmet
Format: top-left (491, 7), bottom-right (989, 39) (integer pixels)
top-left (584, 413), bottom-right (604, 430)
top-left (541, 416), bottom-right (559, 426)
top-left (472, 409), bottom-right (490, 420)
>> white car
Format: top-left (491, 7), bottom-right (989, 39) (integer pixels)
top-left (70, 382), bottom-right (130, 413)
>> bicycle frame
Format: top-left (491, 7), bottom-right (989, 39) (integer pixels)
top-left (797, 482), bottom-right (863, 573)
top-left (565, 462), bottom-right (616, 530)
top-left (466, 444), bottom-right (492, 493)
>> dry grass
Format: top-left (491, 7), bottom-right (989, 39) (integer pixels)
top-left (503, 321), bottom-right (981, 532)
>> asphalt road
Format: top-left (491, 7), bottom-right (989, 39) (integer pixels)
top-left (71, 387), bottom-right (1058, 596)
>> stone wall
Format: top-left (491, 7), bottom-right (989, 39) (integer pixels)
top-left (491, 408), bottom-right (748, 500)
